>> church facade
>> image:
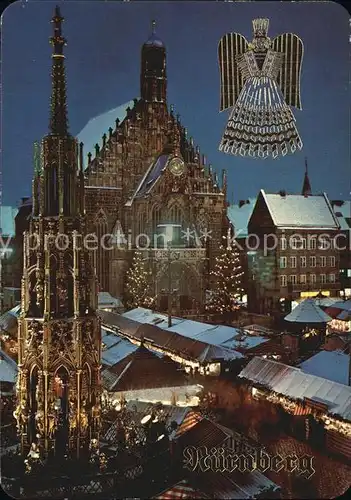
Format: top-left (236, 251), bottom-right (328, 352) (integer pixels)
top-left (82, 23), bottom-right (229, 314)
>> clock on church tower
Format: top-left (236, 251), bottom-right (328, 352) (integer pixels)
top-left (168, 156), bottom-right (185, 176)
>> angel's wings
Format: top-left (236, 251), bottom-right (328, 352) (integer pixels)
top-left (218, 32), bottom-right (249, 112)
top-left (272, 33), bottom-right (304, 110)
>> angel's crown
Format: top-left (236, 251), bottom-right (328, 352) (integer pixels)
top-left (252, 18), bottom-right (269, 37)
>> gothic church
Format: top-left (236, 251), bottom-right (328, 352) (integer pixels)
top-left (83, 22), bottom-right (229, 314)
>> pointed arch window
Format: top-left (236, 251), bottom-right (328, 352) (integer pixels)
top-left (169, 204), bottom-right (183, 225)
top-left (152, 205), bottom-right (161, 232)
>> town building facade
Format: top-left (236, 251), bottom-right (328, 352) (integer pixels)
top-left (247, 189), bottom-right (341, 315)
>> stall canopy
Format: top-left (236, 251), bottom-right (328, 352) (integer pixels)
top-left (299, 350), bottom-right (350, 386)
top-left (0, 349), bottom-right (17, 383)
top-left (239, 357), bottom-right (351, 421)
top-left (284, 298), bottom-right (332, 323)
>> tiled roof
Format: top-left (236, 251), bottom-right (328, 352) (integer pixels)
top-left (239, 356), bottom-right (351, 421)
top-left (261, 190), bottom-right (339, 229)
top-left (77, 101), bottom-right (135, 168)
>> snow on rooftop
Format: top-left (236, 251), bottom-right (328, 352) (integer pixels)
top-left (261, 190), bottom-right (339, 229)
top-left (227, 198), bottom-right (256, 237)
top-left (0, 349), bottom-right (18, 383)
top-left (222, 335), bottom-right (270, 350)
top-left (98, 292), bottom-right (123, 308)
top-left (299, 350), bottom-right (350, 386)
top-left (0, 206), bottom-right (18, 237)
top-left (77, 100), bottom-right (135, 168)
top-left (239, 357), bottom-right (351, 421)
top-left (122, 308), bottom-right (264, 356)
top-left (284, 298), bottom-right (332, 323)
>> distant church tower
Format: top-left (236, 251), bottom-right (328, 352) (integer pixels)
top-left (302, 157), bottom-right (312, 196)
top-left (15, 7), bottom-right (101, 458)
top-left (140, 20), bottom-right (167, 104)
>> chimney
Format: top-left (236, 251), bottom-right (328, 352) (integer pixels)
top-left (279, 190), bottom-right (286, 197)
top-left (239, 200), bottom-right (246, 208)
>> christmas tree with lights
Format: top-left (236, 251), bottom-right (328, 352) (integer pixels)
top-left (125, 251), bottom-right (155, 309)
top-left (206, 235), bottom-right (244, 314)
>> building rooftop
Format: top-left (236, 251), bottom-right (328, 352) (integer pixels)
top-left (239, 356), bottom-right (351, 421)
top-left (260, 190), bottom-right (339, 229)
top-left (227, 198), bottom-right (256, 238)
top-left (299, 350), bottom-right (350, 385)
top-left (122, 307), bottom-right (249, 356)
top-left (0, 349), bottom-right (18, 383)
top-left (105, 343), bottom-right (187, 392)
top-left (0, 206), bottom-right (18, 237)
top-left (284, 298), bottom-right (332, 323)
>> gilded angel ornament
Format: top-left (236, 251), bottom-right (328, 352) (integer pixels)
top-left (218, 18), bottom-right (304, 159)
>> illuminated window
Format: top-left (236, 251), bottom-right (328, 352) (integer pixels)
top-left (280, 256), bottom-right (287, 268)
top-left (300, 274), bottom-right (306, 284)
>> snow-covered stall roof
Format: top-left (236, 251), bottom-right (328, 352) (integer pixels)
top-left (284, 298), bottom-right (332, 323)
top-left (126, 400), bottom-right (191, 429)
top-left (0, 349), bottom-right (17, 383)
top-left (299, 350), bottom-right (350, 386)
top-left (329, 300), bottom-right (351, 312)
top-left (105, 309), bottom-right (244, 363)
top-left (98, 292), bottom-right (123, 308)
top-left (123, 308), bottom-right (261, 349)
top-left (261, 191), bottom-right (339, 229)
top-left (239, 357), bottom-right (351, 421)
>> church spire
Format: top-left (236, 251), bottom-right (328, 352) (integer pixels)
top-left (49, 6), bottom-right (69, 135)
top-left (140, 20), bottom-right (167, 104)
top-left (302, 157), bottom-right (312, 196)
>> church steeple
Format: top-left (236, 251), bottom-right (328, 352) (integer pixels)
top-left (302, 157), bottom-right (312, 196)
top-left (140, 20), bottom-right (167, 104)
top-left (40, 6), bottom-right (82, 217)
top-left (49, 6), bottom-right (69, 136)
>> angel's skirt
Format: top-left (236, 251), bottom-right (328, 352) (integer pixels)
top-left (219, 76), bottom-right (303, 159)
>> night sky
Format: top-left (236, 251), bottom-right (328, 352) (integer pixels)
top-left (2, 0), bottom-right (350, 206)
